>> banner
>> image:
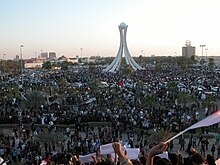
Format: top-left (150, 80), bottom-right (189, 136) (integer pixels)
top-left (79, 153), bottom-right (96, 164)
top-left (125, 148), bottom-right (140, 160)
top-left (100, 143), bottom-right (126, 155)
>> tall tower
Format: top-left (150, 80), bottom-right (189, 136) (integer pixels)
top-left (103, 22), bottom-right (143, 73)
top-left (182, 40), bottom-right (196, 58)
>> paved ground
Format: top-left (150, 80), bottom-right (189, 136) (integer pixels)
top-left (1, 125), bottom-right (219, 159)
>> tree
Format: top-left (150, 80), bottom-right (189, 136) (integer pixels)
top-left (122, 64), bottom-right (133, 75)
top-left (178, 56), bottom-right (197, 69)
top-left (61, 61), bottom-right (69, 70)
top-left (24, 90), bottom-right (46, 111)
top-left (177, 92), bottom-right (194, 108)
top-left (59, 78), bottom-right (69, 91)
top-left (148, 128), bottom-right (173, 144)
top-left (167, 82), bottom-right (178, 101)
top-left (190, 55), bottom-right (197, 64)
top-left (202, 95), bottom-right (216, 111)
top-left (142, 93), bottom-right (159, 111)
top-left (0, 60), bottom-right (21, 75)
top-left (208, 58), bottom-right (215, 68)
top-left (200, 59), bottom-right (205, 66)
top-left (90, 79), bottom-right (100, 90)
top-left (181, 61), bottom-right (188, 70)
top-left (139, 55), bottom-right (143, 64)
top-left (42, 61), bottom-right (52, 69)
top-left (35, 129), bottom-right (64, 150)
top-left (155, 62), bottom-right (162, 72)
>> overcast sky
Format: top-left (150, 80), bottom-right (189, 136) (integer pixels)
top-left (0, 0), bottom-right (220, 59)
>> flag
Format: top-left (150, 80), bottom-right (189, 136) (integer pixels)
top-left (166, 110), bottom-right (220, 143)
top-left (185, 110), bottom-right (220, 131)
top-left (0, 157), bottom-right (4, 164)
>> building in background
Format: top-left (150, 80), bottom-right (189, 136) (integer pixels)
top-left (182, 40), bottom-right (196, 58)
top-left (49, 52), bottom-right (57, 60)
top-left (81, 57), bottom-right (89, 63)
top-left (68, 57), bottom-right (78, 64)
top-left (24, 58), bottom-right (45, 69)
top-left (15, 55), bottom-right (20, 61)
top-left (57, 55), bottom-right (68, 63)
top-left (41, 52), bottom-right (48, 59)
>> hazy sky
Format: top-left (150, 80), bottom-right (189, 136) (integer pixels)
top-left (0, 0), bottom-right (220, 59)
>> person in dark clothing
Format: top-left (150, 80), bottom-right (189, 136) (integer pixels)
top-left (186, 140), bottom-right (192, 154)
top-left (198, 134), bottom-right (203, 146)
top-left (211, 144), bottom-right (215, 157)
top-left (206, 154), bottom-right (216, 165)
top-left (190, 153), bottom-right (204, 165)
top-left (204, 138), bottom-right (209, 151)
top-left (169, 153), bottom-right (180, 165)
top-left (200, 142), bottom-right (206, 157)
top-left (180, 139), bottom-right (185, 151)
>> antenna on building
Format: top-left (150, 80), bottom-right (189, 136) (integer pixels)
top-left (185, 40), bottom-right (191, 47)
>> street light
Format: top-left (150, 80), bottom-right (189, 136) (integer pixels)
top-left (205, 48), bottom-right (208, 61)
top-left (200, 45), bottom-right (206, 73)
top-left (174, 52), bottom-right (177, 66)
top-left (3, 54), bottom-right (6, 75)
top-left (80, 48), bottom-right (83, 57)
top-left (200, 45), bottom-right (206, 59)
top-left (20, 45), bottom-right (24, 87)
top-left (80, 48), bottom-right (83, 63)
top-left (141, 50), bottom-right (145, 64)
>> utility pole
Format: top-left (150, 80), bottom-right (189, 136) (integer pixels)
top-left (80, 48), bottom-right (83, 63)
top-left (20, 45), bottom-right (24, 87)
top-left (3, 54), bottom-right (6, 75)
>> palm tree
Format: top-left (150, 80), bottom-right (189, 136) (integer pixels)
top-left (122, 64), bottom-right (133, 75)
top-left (177, 93), bottom-right (194, 108)
top-left (155, 62), bottom-right (162, 72)
top-left (24, 90), bottom-right (46, 111)
top-left (35, 129), bottom-right (62, 144)
top-left (61, 61), bottom-right (70, 70)
top-left (202, 95), bottom-right (216, 111)
top-left (167, 82), bottom-right (178, 101)
top-left (34, 129), bottom-right (65, 152)
top-left (148, 127), bottom-right (173, 144)
top-left (208, 58), bottom-right (215, 68)
top-left (90, 78), bottom-right (101, 90)
top-left (143, 93), bottom-right (159, 111)
top-left (42, 61), bottom-right (52, 69)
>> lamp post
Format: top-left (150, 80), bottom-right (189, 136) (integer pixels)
top-left (20, 45), bottom-right (24, 87)
top-left (205, 48), bottom-right (208, 61)
top-left (80, 48), bottom-right (83, 63)
top-left (205, 48), bottom-right (208, 70)
top-left (200, 45), bottom-right (206, 59)
top-left (200, 45), bottom-right (206, 73)
top-left (141, 50), bottom-right (144, 64)
top-left (174, 52), bottom-right (177, 66)
top-left (3, 54), bottom-right (6, 75)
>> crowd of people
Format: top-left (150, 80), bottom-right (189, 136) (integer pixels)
top-left (0, 64), bottom-right (220, 164)
top-left (0, 125), bottom-right (220, 164)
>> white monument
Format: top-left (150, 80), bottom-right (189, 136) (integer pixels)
top-left (103, 22), bottom-right (143, 73)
